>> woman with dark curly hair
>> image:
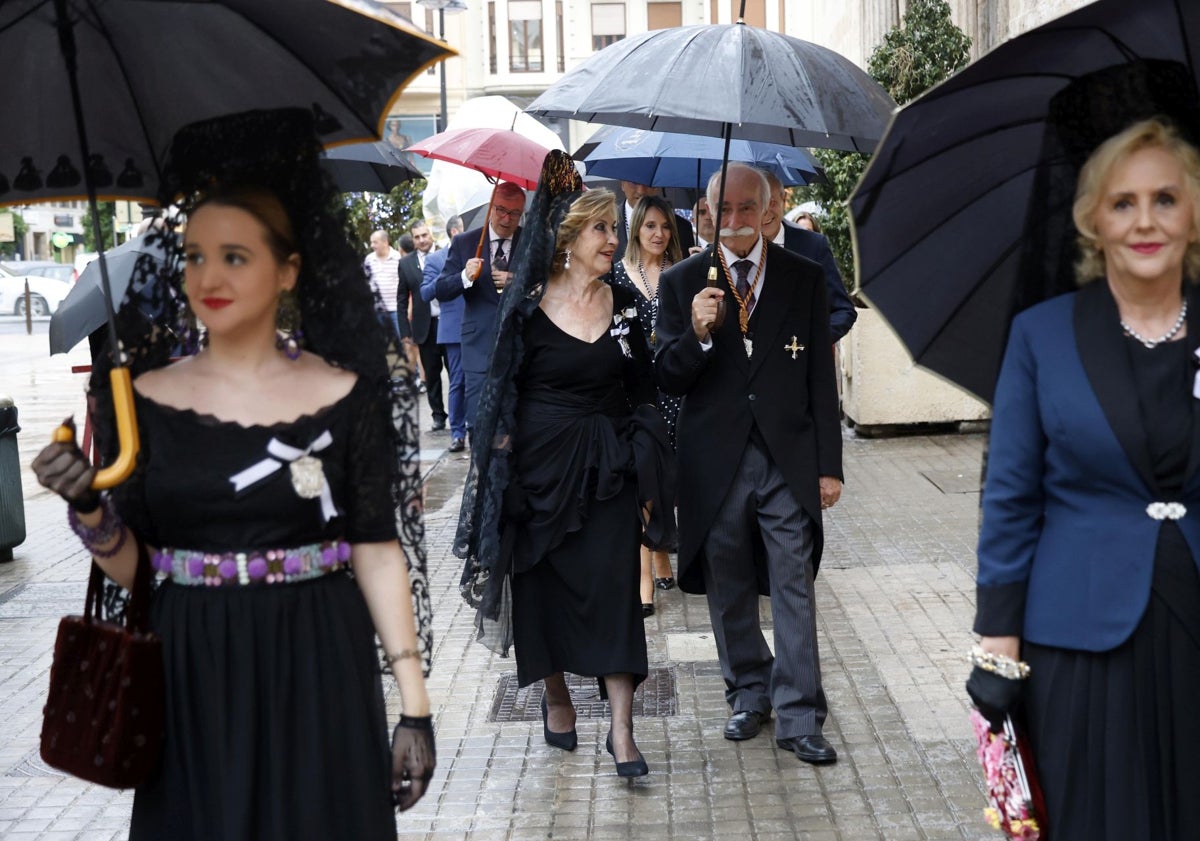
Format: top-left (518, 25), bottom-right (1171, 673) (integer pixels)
top-left (456, 153), bottom-right (674, 778)
top-left (32, 109), bottom-right (435, 840)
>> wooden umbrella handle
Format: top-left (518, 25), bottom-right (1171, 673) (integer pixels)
top-left (52, 366), bottom-right (140, 489)
top-left (467, 182), bottom-right (501, 280)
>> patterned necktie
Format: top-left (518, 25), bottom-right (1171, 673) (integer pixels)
top-left (493, 239), bottom-right (508, 272)
top-left (734, 259), bottom-right (755, 315)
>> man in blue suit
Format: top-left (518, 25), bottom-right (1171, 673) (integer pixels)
top-left (432, 182), bottom-right (525, 437)
top-left (421, 216), bottom-right (466, 451)
top-left (762, 172), bottom-right (857, 343)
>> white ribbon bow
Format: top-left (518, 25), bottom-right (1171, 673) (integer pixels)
top-left (229, 431), bottom-right (339, 523)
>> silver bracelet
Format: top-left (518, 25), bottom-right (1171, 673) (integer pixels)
top-left (968, 645), bottom-right (1030, 680)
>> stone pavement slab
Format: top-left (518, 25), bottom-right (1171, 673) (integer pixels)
top-left (0, 330), bottom-right (1001, 839)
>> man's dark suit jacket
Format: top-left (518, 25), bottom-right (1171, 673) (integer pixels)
top-left (615, 202), bottom-right (696, 263)
top-left (432, 225), bottom-right (522, 376)
top-left (655, 242), bottom-right (843, 595)
top-left (396, 250), bottom-right (434, 344)
top-left (780, 221), bottom-right (858, 342)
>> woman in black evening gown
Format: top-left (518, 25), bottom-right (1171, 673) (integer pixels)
top-left (609, 195), bottom-right (683, 615)
top-left (32, 110), bottom-right (435, 839)
top-left (456, 153), bottom-right (673, 778)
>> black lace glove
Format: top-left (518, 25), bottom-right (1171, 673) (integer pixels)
top-left (30, 417), bottom-right (100, 512)
top-left (391, 714), bottom-right (436, 811)
top-left (966, 667), bottom-right (1023, 734)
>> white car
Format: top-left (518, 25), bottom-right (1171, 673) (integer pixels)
top-left (0, 264), bottom-right (72, 316)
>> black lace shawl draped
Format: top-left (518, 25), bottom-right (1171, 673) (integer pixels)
top-left (453, 178), bottom-right (583, 652)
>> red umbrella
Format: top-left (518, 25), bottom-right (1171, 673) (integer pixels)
top-left (406, 126), bottom-right (552, 190)
top-left (406, 126), bottom-right (555, 267)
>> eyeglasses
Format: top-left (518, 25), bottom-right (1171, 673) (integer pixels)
top-left (491, 207), bottom-right (523, 221)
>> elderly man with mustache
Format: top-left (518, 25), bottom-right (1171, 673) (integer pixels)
top-left (654, 162), bottom-right (844, 765)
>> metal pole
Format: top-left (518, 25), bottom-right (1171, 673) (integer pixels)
top-left (438, 7), bottom-right (449, 133)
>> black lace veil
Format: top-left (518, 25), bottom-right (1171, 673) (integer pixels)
top-left (453, 150), bottom-right (583, 653)
top-left (88, 108), bottom-right (433, 675)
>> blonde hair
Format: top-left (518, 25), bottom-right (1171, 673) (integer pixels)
top-left (1072, 117), bottom-right (1200, 283)
top-left (625, 195), bottom-right (683, 267)
top-left (551, 190), bottom-right (617, 273)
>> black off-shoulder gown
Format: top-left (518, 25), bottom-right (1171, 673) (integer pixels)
top-left (507, 288), bottom-right (672, 695)
top-left (116, 377), bottom-right (400, 841)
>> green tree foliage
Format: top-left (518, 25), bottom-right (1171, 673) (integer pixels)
top-left (343, 178), bottom-right (428, 251)
top-left (0, 212), bottom-right (28, 258)
top-left (81, 201), bottom-right (118, 252)
top-left (798, 0), bottom-right (971, 289)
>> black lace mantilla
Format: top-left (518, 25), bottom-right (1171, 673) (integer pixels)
top-left (89, 109), bottom-right (433, 675)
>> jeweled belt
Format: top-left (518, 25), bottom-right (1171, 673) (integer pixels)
top-left (151, 539), bottom-right (351, 587)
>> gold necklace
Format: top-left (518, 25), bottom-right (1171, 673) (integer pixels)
top-left (717, 247), bottom-right (767, 358)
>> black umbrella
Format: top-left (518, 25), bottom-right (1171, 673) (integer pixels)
top-left (528, 14), bottom-right (894, 329)
top-left (849, 0), bottom-right (1200, 403)
top-left (49, 232), bottom-right (178, 356)
top-left (322, 141), bottom-right (423, 193)
top-left (0, 0), bottom-right (452, 488)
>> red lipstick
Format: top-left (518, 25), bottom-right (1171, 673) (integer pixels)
top-left (201, 297), bottom-right (233, 309)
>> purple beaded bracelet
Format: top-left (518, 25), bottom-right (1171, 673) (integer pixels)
top-left (67, 495), bottom-right (125, 556)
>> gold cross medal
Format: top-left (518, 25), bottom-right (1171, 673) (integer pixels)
top-left (784, 336), bottom-right (805, 359)
top-left (289, 455), bottom-right (327, 499)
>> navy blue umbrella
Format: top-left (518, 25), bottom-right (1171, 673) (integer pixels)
top-left (577, 126), bottom-right (825, 188)
top-left (321, 141), bottom-right (423, 193)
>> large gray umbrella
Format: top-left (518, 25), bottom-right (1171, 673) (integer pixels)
top-left (526, 22), bottom-right (894, 153)
top-left (322, 141), bottom-right (423, 193)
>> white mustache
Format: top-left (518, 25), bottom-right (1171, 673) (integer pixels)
top-left (719, 226), bottom-right (757, 237)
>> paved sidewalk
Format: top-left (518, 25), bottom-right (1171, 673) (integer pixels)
top-left (0, 329), bottom-right (998, 840)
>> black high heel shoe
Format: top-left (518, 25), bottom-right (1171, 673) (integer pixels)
top-left (605, 732), bottom-right (649, 778)
top-left (541, 696), bottom-right (577, 752)
top-left (654, 577), bottom-right (676, 591)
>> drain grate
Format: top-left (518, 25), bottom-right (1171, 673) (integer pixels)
top-left (7, 748), bottom-right (66, 778)
top-left (488, 666), bottom-right (677, 723)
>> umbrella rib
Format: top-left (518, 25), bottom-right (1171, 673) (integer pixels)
top-left (639, 28), bottom-right (712, 129)
top-left (859, 153), bottom-right (1070, 285)
top-left (78, 0), bottom-right (167, 194)
top-left (0, 0), bottom-right (51, 36)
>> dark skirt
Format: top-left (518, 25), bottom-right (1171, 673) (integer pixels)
top-left (1023, 525), bottom-right (1200, 841)
top-left (511, 484), bottom-right (648, 699)
top-left (129, 571), bottom-right (395, 841)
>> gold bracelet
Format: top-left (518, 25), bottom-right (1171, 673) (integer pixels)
top-left (386, 648), bottom-right (420, 667)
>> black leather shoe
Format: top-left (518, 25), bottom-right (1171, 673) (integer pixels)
top-left (641, 603), bottom-right (654, 618)
top-left (606, 732), bottom-right (648, 778)
top-left (654, 577), bottom-right (676, 590)
top-left (777, 735), bottom-right (837, 765)
top-left (723, 710), bottom-right (767, 741)
top-left (430, 420), bottom-right (447, 432)
top-left (541, 696), bottom-right (577, 752)
top-left (448, 438), bottom-right (465, 453)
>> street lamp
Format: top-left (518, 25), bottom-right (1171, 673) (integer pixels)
top-left (416, 0), bottom-right (468, 133)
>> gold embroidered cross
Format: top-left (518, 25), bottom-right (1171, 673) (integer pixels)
top-left (784, 336), bottom-right (805, 359)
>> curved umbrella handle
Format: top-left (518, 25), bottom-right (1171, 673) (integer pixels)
top-left (52, 367), bottom-right (140, 490)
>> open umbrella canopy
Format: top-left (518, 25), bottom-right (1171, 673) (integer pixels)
top-left (850, 0), bottom-right (1200, 403)
top-left (527, 23), bottom-right (895, 151)
top-left (577, 125), bottom-right (825, 188)
top-left (0, 0), bottom-right (453, 207)
top-left (406, 126), bottom-right (554, 191)
top-left (321, 140), bottom-right (422, 193)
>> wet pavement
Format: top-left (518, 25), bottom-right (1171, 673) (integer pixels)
top-left (0, 328), bottom-right (999, 840)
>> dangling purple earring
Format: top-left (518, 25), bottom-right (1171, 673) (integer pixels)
top-left (275, 290), bottom-right (303, 360)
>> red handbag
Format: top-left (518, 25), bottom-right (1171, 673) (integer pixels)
top-left (40, 542), bottom-right (164, 788)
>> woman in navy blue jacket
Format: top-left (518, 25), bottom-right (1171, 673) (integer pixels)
top-left (976, 117), bottom-right (1200, 840)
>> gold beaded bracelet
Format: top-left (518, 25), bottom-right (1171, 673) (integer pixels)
top-left (967, 645), bottom-right (1031, 680)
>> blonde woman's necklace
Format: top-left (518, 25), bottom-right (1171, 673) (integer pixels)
top-left (1121, 298), bottom-right (1188, 348)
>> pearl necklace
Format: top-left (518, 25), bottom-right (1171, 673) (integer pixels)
top-left (1120, 298), bottom-right (1188, 348)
